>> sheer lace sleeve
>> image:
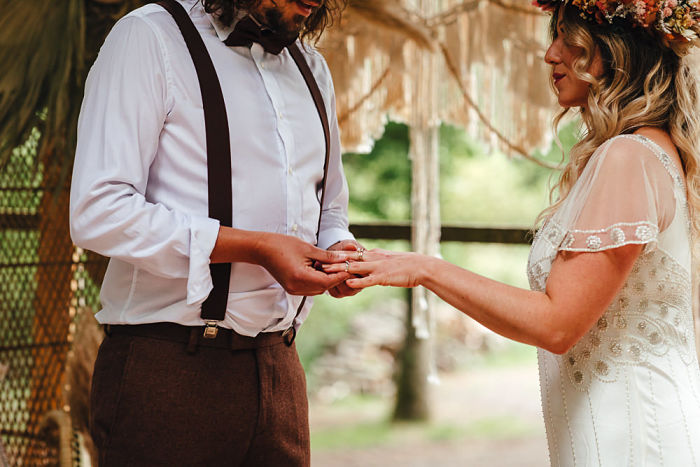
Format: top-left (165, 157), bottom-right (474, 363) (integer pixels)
top-left (555, 135), bottom-right (680, 253)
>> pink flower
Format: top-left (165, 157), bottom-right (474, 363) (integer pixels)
top-left (635, 0), bottom-right (648, 15)
top-left (668, 0), bottom-right (678, 8)
top-left (663, 6), bottom-right (673, 16)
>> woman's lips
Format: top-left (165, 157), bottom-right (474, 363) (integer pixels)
top-left (553, 73), bottom-right (565, 84)
top-left (294, 0), bottom-right (319, 16)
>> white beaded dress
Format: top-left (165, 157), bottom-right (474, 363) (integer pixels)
top-left (527, 134), bottom-right (700, 466)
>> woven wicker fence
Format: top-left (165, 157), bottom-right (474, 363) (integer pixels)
top-left (0, 132), bottom-right (105, 466)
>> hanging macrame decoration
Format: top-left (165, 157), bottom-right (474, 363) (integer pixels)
top-left (320, 0), bottom-right (557, 167)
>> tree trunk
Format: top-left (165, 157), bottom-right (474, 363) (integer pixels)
top-left (393, 8), bottom-right (441, 418)
top-left (393, 288), bottom-right (430, 421)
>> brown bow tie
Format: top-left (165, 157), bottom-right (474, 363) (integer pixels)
top-left (224, 16), bottom-right (298, 55)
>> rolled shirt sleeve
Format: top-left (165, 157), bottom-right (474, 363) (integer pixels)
top-left (69, 15), bottom-right (219, 305)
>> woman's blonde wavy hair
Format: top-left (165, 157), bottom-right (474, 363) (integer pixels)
top-left (538, 4), bottom-right (700, 242)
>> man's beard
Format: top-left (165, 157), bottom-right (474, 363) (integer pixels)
top-left (261, 7), bottom-right (304, 41)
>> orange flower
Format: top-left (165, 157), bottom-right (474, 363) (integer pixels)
top-left (533, 0), bottom-right (699, 44)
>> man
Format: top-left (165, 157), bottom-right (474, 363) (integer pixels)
top-left (69, 0), bottom-right (360, 464)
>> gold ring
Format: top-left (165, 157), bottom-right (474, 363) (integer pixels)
top-left (358, 248), bottom-right (365, 261)
top-left (344, 260), bottom-right (350, 273)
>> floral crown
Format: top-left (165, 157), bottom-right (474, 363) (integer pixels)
top-left (533, 0), bottom-right (700, 44)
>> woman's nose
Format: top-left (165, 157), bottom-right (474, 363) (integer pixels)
top-left (544, 38), bottom-right (561, 66)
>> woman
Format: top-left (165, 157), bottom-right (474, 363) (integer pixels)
top-left (326, 1), bottom-right (700, 464)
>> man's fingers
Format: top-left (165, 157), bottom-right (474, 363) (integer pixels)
top-left (329, 282), bottom-right (361, 298)
top-left (324, 271), bottom-right (352, 289)
top-left (284, 268), bottom-right (349, 295)
top-left (343, 282), bottom-right (361, 295)
top-left (304, 269), bottom-right (350, 291)
top-left (309, 246), bottom-right (353, 264)
top-left (321, 263), bottom-right (348, 273)
top-left (335, 240), bottom-right (360, 251)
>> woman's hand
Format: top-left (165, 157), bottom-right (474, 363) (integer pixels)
top-left (326, 240), bottom-right (366, 298)
top-left (322, 248), bottom-right (429, 289)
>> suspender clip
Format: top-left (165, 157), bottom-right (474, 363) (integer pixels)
top-left (203, 320), bottom-right (219, 339)
top-left (282, 326), bottom-right (296, 347)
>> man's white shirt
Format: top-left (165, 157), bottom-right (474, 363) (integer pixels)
top-left (70, 0), bottom-right (353, 336)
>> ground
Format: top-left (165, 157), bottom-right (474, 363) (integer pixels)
top-left (309, 348), bottom-right (549, 466)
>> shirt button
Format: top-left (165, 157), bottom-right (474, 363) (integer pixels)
top-left (288, 167), bottom-right (293, 175)
top-left (291, 224), bottom-right (298, 233)
top-left (260, 63), bottom-right (265, 69)
top-left (278, 111), bottom-right (284, 119)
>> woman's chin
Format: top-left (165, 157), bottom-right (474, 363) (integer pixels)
top-left (557, 100), bottom-right (581, 110)
top-left (556, 93), bottom-right (587, 109)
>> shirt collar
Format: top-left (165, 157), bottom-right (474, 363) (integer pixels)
top-left (189, 1), bottom-right (273, 47)
top-left (179, 0), bottom-right (235, 41)
top-left (206, 13), bottom-right (236, 42)
top-left (201, 3), bottom-right (249, 42)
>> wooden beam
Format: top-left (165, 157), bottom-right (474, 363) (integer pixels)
top-left (349, 222), bottom-right (533, 244)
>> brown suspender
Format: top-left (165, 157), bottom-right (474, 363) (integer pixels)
top-left (282, 43), bottom-right (333, 344)
top-left (158, 0), bottom-right (331, 343)
top-left (287, 42), bottom-right (332, 237)
top-left (158, 0), bottom-right (232, 327)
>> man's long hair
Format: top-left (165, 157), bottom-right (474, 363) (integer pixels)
top-left (202, 0), bottom-right (346, 42)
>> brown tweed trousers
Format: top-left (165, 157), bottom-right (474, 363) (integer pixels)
top-left (89, 331), bottom-right (310, 466)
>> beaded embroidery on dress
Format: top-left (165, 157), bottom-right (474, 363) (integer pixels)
top-left (527, 134), bottom-right (700, 466)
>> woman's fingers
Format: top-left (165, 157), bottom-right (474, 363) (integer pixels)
top-left (346, 275), bottom-right (378, 288)
top-left (360, 248), bottom-right (392, 261)
top-left (317, 248), bottom-right (394, 269)
top-left (322, 260), bottom-right (376, 275)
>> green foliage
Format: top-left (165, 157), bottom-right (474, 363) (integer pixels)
top-left (342, 122), bottom-right (412, 222)
top-left (0, 128), bottom-right (43, 215)
top-left (440, 121), bottom-right (579, 226)
top-left (342, 120), bottom-right (579, 226)
top-left (441, 149), bottom-right (550, 226)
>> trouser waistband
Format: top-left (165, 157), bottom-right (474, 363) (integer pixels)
top-left (104, 322), bottom-right (291, 353)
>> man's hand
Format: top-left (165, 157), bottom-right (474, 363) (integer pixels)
top-left (210, 227), bottom-right (354, 296)
top-left (255, 233), bottom-right (352, 296)
top-left (326, 239), bottom-right (366, 298)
